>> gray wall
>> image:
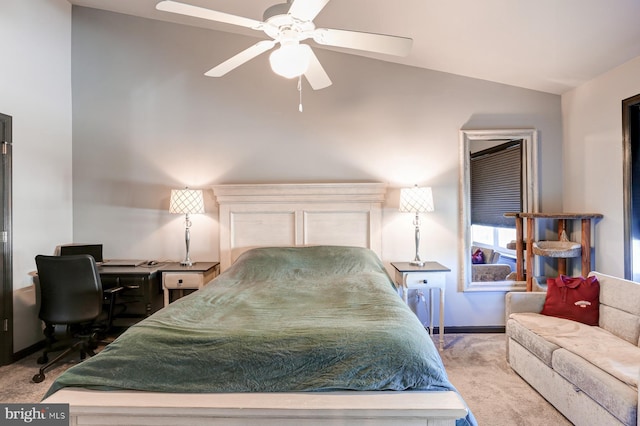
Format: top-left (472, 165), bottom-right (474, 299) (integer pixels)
top-left (562, 55), bottom-right (640, 277)
top-left (0, 0), bottom-right (73, 351)
top-left (71, 7), bottom-right (563, 328)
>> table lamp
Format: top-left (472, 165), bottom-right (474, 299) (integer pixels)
top-left (399, 185), bottom-right (435, 266)
top-left (169, 187), bottom-right (205, 266)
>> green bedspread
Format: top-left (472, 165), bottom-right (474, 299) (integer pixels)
top-left (45, 246), bottom-right (475, 425)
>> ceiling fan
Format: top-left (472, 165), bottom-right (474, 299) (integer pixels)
top-left (155, 0), bottom-right (413, 90)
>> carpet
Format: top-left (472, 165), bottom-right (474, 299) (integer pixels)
top-left (0, 333), bottom-right (571, 425)
top-left (440, 333), bottom-right (571, 425)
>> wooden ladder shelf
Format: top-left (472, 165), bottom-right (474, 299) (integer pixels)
top-left (504, 212), bottom-right (603, 291)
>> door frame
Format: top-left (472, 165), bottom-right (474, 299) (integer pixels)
top-left (623, 94), bottom-right (640, 281)
top-left (0, 112), bottom-right (12, 366)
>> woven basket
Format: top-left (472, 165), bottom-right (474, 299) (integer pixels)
top-left (532, 230), bottom-right (581, 258)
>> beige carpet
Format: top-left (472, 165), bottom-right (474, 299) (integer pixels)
top-left (0, 333), bottom-right (571, 425)
top-left (440, 333), bottom-right (571, 425)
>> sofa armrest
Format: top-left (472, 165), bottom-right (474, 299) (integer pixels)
top-left (505, 291), bottom-right (546, 322)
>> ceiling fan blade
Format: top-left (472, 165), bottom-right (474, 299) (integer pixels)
top-left (304, 48), bottom-right (332, 90)
top-left (156, 1), bottom-right (263, 29)
top-left (313, 28), bottom-right (413, 57)
top-left (288, 0), bottom-right (331, 22)
top-left (205, 40), bottom-right (276, 77)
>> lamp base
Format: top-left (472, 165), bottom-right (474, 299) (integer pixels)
top-left (409, 260), bottom-right (425, 267)
top-left (180, 260), bottom-right (194, 267)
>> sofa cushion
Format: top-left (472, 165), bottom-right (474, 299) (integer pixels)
top-left (506, 316), bottom-right (560, 367)
top-left (595, 271), bottom-right (640, 317)
top-left (510, 312), bottom-right (640, 388)
top-left (600, 303), bottom-right (640, 346)
top-left (553, 348), bottom-right (638, 425)
top-left (509, 339), bottom-right (630, 426)
top-left (591, 271), bottom-right (640, 344)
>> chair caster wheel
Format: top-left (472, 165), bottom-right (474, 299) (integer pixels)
top-left (32, 373), bottom-right (45, 383)
top-left (37, 355), bottom-right (48, 364)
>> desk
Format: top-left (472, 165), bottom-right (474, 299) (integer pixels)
top-left (98, 264), bottom-right (163, 325)
top-left (391, 261), bottom-right (450, 350)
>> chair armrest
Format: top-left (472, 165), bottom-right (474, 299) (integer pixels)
top-left (102, 286), bottom-right (126, 328)
top-left (505, 292), bottom-right (546, 322)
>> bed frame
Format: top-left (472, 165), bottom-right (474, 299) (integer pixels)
top-left (212, 182), bottom-right (386, 271)
top-left (43, 183), bottom-right (468, 426)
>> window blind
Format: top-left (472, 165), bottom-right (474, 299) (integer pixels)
top-left (470, 140), bottom-right (522, 227)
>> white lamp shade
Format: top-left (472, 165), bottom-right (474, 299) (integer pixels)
top-left (399, 186), bottom-right (434, 213)
top-left (269, 43), bottom-right (312, 79)
top-left (169, 188), bottom-right (205, 215)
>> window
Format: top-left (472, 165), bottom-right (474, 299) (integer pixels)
top-left (470, 140), bottom-right (523, 228)
top-left (469, 140), bottom-right (522, 255)
top-left (471, 224), bottom-right (516, 251)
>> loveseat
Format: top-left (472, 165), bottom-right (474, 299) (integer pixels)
top-left (506, 272), bottom-right (640, 425)
top-left (471, 245), bottom-right (512, 281)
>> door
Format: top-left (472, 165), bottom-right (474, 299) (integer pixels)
top-left (623, 94), bottom-right (640, 281)
top-left (0, 112), bottom-right (12, 366)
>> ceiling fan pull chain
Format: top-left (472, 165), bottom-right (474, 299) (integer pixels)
top-left (298, 76), bottom-right (303, 112)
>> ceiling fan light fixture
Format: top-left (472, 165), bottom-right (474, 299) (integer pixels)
top-left (158, 0), bottom-right (412, 90)
top-left (269, 42), bottom-right (312, 79)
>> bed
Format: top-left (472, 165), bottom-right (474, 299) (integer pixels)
top-left (43, 183), bottom-right (475, 426)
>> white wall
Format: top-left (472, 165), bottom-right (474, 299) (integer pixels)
top-left (0, 0), bottom-right (73, 351)
top-left (70, 7), bottom-right (563, 328)
top-left (562, 56), bottom-right (640, 277)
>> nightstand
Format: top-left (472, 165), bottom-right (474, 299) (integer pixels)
top-left (391, 261), bottom-right (450, 350)
top-left (161, 262), bottom-right (220, 306)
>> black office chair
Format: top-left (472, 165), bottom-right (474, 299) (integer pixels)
top-left (32, 254), bottom-right (124, 383)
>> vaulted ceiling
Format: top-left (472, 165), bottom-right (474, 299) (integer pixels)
top-left (67, 0), bottom-right (640, 94)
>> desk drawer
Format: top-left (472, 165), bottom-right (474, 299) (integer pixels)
top-left (163, 273), bottom-right (205, 289)
top-left (397, 271), bottom-right (446, 288)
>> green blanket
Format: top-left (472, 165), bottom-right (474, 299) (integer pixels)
top-left (45, 246), bottom-right (474, 425)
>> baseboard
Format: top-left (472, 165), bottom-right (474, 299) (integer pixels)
top-left (432, 326), bottom-right (506, 334)
top-left (12, 339), bottom-right (44, 362)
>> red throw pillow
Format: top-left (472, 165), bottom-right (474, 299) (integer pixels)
top-left (471, 249), bottom-right (485, 264)
top-left (541, 275), bottom-right (600, 325)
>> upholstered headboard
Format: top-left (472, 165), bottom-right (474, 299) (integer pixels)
top-left (212, 183), bottom-right (387, 271)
